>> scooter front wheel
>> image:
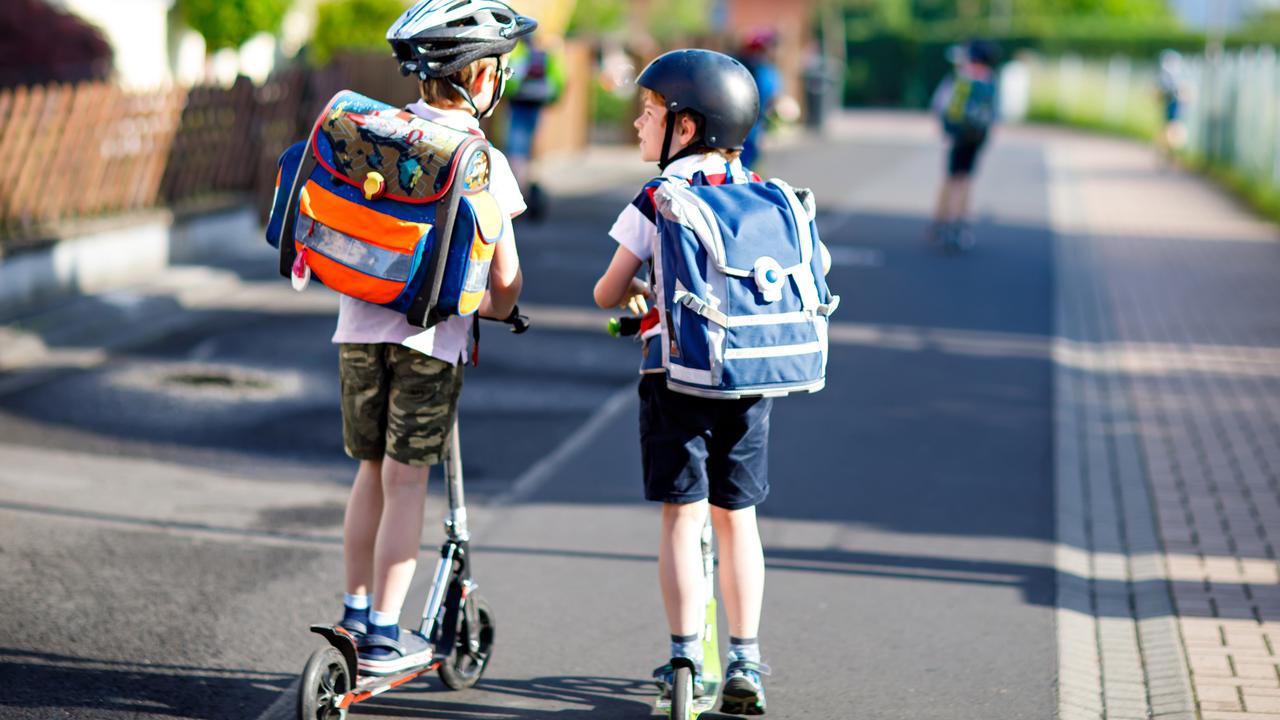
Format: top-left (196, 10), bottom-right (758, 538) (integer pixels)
top-left (438, 594), bottom-right (495, 690)
top-left (298, 646), bottom-right (350, 720)
top-left (670, 665), bottom-right (694, 720)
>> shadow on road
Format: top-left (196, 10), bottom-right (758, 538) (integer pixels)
top-left (0, 648), bottom-right (292, 719)
top-left (359, 675), bottom-right (653, 719)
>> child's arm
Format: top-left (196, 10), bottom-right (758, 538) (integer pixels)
top-left (594, 245), bottom-right (648, 313)
top-left (479, 216), bottom-right (522, 319)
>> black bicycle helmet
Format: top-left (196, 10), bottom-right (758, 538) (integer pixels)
top-left (387, 0), bottom-right (537, 116)
top-left (636, 49), bottom-right (760, 168)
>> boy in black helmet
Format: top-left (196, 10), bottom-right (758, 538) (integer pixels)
top-left (593, 48), bottom-right (825, 716)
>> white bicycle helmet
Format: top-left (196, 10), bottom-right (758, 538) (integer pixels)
top-left (388, 0), bottom-right (537, 79)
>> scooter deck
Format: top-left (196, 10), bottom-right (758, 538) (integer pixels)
top-left (655, 686), bottom-right (716, 712)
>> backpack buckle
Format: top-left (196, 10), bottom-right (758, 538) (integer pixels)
top-left (753, 257), bottom-right (785, 303)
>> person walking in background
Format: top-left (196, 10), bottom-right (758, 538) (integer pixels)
top-left (504, 35), bottom-right (565, 221)
top-left (1156, 49), bottom-right (1186, 166)
top-left (737, 29), bottom-right (782, 171)
top-left (929, 39), bottom-right (1000, 251)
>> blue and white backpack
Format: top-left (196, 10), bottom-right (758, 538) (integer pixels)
top-left (649, 172), bottom-right (839, 399)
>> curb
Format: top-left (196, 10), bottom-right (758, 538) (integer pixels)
top-left (0, 206), bottom-right (264, 320)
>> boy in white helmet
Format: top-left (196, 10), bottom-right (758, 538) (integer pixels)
top-left (332, 0), bottom-right (534, 676)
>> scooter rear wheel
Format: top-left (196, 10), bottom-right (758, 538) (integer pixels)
top-left (438, 595), bottom-right (495, 690)
top-left (298, 646), bottom-right (350, 720)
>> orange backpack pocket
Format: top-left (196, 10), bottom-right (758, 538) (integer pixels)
top-left (294, 181), bottom-right (432, 305)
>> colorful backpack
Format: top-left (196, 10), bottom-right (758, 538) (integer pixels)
top-left (650, 171), bottom-right (838, 399)
top-left (943, 74), bottom-right (996, 142)
top-left (265, 90), bottom-right (505, 328)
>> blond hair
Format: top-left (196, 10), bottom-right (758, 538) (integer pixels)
top-left (641, 88), bottom-right (742, 162)
top-left (417, 56), bottom-right (500, 108)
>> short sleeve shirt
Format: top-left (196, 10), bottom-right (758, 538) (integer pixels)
top-left (331, 101), bottom-right (526, 364)
top-left (608, 153), bottom-right (756, 264)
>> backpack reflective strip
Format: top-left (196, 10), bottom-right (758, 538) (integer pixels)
top-left (295, 219), bottom-right (415, 283)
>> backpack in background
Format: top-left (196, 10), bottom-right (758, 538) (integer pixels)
top-left (265, 90), bottom-right (505, 328)
top-left (943, 74), bottom-right (996, 142)
top-left (650, 173), bottom-right (839, 399)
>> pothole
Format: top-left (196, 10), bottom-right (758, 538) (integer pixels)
top-left (112, 362), bottom-right (302, 402)
top-left (166, 371), bottom-right (272, 391)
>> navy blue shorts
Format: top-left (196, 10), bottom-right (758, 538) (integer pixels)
top-left (638, 374), bottom-right (772, 510)
top-left (948, 134), bottom-right (986, 177)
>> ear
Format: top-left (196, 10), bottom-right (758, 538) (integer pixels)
top-left (676, 114), bottom-right (699, 146)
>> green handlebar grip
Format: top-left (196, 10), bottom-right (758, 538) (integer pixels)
top-left (607, 317), bottom-right (621, 338)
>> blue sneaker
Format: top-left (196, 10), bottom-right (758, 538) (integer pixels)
top-left (720, 659), bottom-right (769, 715)
top-left (357, 626), bottom-right (434, 676)
top-left (653, 659), bottom-right (706, 699)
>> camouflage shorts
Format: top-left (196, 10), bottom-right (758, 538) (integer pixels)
top-left (338, 344), bottom-right (464, 467)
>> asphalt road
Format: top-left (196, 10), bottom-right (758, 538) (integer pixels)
top-left (0, 114), bottom-right (1055, 719)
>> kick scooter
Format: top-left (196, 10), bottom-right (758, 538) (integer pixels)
top-left (297, 310), bottom-right (528, 720)
top-left (609, 313), bottom-right (722, 720)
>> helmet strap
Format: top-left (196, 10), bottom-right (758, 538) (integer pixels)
top-left (448, 78), bottom-right (483, 118)
top-left (658, 111), bottom-right (677, 169)
top-left (448, 57), bottom-right (509, 120)
top-left (658, 111), bottom-right (708, 170)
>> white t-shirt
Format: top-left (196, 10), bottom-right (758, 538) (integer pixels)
top-left (331, 101), bottom-right (526, 364)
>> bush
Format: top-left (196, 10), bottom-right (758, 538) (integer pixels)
top-left (310, 0), bottom-right (409, 65)
top-left (176, 0), bottom-right (291, 52)
top-left (843, 18), bottom-right (1249, 108)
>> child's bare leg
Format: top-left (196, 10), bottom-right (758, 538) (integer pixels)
top-left (371, 456), bottom-right (430, 618)
top-left (949, 176), bottom-right (973, 222)
top-left (933, 178), bottom-right (955, 225)
top-left (659, 500), bottom-right (710, 638)
top-left (710, 505), bottom-right (764, 639)
top-left (344, 458), bottom-right (384, 597)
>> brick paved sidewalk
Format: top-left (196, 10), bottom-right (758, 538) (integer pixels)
top-left (1048, 132), bottom-right (1280, 719)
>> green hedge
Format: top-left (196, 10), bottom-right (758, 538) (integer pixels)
top-left (843, 18), bottom-right (1273, 107)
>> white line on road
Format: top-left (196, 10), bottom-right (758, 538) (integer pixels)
top-left (484, 382), bottom-right (634, 511)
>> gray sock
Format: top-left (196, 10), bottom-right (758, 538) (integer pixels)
top-left (670, 633), bottom-right (703, 667)
top-left (727, 636), bottom-right (761, 664)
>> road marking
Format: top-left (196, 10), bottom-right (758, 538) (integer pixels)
top-left (826, 245), bottom-right (885, 267)
top-left (483, 381), bottom-right (634, 511)
top-left (254, 679), bottom-right (300, 720)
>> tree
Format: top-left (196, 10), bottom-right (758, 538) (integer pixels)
top-left (310, 0), bottom-right (411, 64)
top-left (176, 0), bottom-right (292, 52)
top-left (568, 0), bottom-right (628, 36)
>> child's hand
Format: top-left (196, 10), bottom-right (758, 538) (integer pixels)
top-left (621, 277), bottom-right (650, 315)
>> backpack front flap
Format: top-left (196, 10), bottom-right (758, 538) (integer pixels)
top-left (270, 91), bottom-right (503, 326)
top-left (653, 178), bottom-right (838, 398)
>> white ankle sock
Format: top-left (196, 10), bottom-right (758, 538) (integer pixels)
top-left (369, 609), bottom-right (400, 628)
top-left (343, 593), bottom-right (370, 610)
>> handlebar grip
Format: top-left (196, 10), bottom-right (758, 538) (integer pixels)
top-left (608, 316), bottom-right (642, 338)
top-left (505, 306), bottom-right (530, 334)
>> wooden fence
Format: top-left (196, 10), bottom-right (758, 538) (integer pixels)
top-left (0, 47), bottom-right (591, 255)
